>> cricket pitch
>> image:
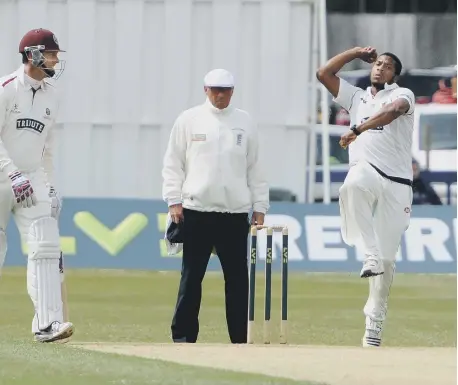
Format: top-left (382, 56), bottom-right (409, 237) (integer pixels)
top-left (72, 343), bottom-right (456, 385)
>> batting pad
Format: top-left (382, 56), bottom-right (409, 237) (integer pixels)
top-left (0, 230), bottom-right (6, 276)
top-left (27, 217), bottom-right (63, 330)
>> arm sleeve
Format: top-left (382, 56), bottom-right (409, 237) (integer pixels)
top-left (246, 122), bottom-right (270, 214)
top-left (333, 77), bottom-right (363, 113)
top-left (391, 87), bottom-right (415, 115)
top-left (42, 100), bottom-right (59, 187)
top-left (162, 114), bottom-right (187, 206)
top-left (42, 125), bottom-right (56, 187)
top-left (0, 86), bottom-right (18, 175)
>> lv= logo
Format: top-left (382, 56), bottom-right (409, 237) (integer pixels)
top-left (74, 212), bottom-right (148, 256)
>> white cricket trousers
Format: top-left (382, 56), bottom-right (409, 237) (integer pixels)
top-left (0, 169), bottom-right (57, 332)
top-left (339, 160), bottom-right (413, 322)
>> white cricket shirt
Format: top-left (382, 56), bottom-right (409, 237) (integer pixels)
top-left (334, 78), bottom-right (415, 180)
top-left (162, 98), bottom-right (270, 214)
top-left (0, 65), bottom-right (58, 185)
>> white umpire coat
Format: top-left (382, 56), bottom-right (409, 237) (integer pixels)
top-left (162, 98), bottom-right (270, 214)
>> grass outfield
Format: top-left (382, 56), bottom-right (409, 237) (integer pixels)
top-left (0, 267), bottom-right (456, 385)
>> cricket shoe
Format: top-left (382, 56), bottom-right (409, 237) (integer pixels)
top-left (360, 256), bottom-right (384, 278)
top-left (34, 321), bottom-right (74, 343)
top-left (362, 317), bottom-right (383, 347)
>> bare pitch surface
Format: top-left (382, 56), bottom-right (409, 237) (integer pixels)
top-left (73, 342), bottom-right (456, 385)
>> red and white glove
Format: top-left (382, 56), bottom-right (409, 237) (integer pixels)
top-left (8, 171), bottom-right (37, 208)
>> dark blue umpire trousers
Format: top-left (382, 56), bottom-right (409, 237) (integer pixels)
top-left (171, 208), bottom-right (250, 344)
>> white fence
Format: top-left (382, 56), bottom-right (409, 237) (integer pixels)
top-left (2, 1), bottom-right (452, 201)
top-left (0, 0), bottom-right (325, 201)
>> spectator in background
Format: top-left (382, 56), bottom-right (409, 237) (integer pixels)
top-left (432, 78), bottom-right (457, 104)
top-left (452, 72), bottom-right (456, 99)
top-left (335, 107), bottom-right (350, 126)
top-left (412, 159), bottom-right (443, 205)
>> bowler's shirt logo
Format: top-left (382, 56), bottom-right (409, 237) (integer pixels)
top-left (16, 118), bottom-right (45, 134)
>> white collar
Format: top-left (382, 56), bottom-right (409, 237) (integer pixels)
top-left (365, 82), bottom-right (399, 97)
top-left (204, 98), bottom-right (234, 115)
top-left (15, 64), bottom-right (48, 91)
top-left (384, 82), bottom-right (399, 90)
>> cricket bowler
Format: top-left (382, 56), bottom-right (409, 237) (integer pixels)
top-left (0, 28), bottom-right (74, 343)
top-left (317, 47), bottom-right (415, 347)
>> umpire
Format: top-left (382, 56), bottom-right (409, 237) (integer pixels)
top-left (162, 68), bottom-right (269, 344)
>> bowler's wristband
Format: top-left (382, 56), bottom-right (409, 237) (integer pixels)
top-left (351, 124), bottom-right (361, 136)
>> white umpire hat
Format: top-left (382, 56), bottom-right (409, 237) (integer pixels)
top-left (204, 68), bottom-right (234, 88)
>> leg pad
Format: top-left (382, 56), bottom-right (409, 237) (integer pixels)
top-left (27, 217), bottom-right (62, 330)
